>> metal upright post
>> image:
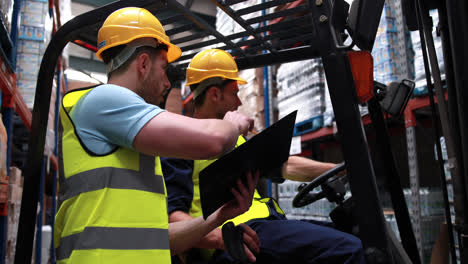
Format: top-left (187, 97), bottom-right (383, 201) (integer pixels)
top-left (263, 65), bottom-right (272, 197)
top-left (414, 1), bottom-right (458, 262)
top-left (443, 0), bottom-right (468, 261)
top-left (437, 4), bottom-right (465, 263)
top-left (49, 61), bottom-right (63, 264)
top-left (35, 156), bottom-right (46, 264)
top-left (261, 0), bottom-right (273, 197)
top-left (9, 0), bottom-right (21, 66)
top-left (309, 0), bottom-right (391, 262)
top-left (404, 114), bottom-right (423, 260)
top-left (1, 0), bottom-right (22, 260)
top-left (368, 97), bottom-right (421, 264)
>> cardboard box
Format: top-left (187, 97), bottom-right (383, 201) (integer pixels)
top-left (19, 25), bottom-right (46, 41)
top-left (0, 184), bottom-right (8, 203)
top-left (9, 167), bottom-right (22, 186)
top-left (8, 184), bottom-right (22, 205)
top-left (21, 0), bottom-right (47, 14)
top-left (20, 10), bottom-right (48, 26)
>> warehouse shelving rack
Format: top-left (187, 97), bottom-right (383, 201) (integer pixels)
top-left (0, 0), bottom-right (67, 263)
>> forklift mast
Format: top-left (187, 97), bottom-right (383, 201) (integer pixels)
top-left (12, 0), bottom-right (468, 263)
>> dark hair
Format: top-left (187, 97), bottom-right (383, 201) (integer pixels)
top-left (101, 44), bottom-right (168, 79)
top-left (191, 79), bottom-right (235, 108)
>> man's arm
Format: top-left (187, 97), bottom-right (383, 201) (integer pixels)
top-left (161, 157), bottom-right (222, 250)
top-left (134, 111), bottom-right (253, 160)
top-left (168, 172), bottom-right (260, 263)
top-left (169, 211), bottom-right (224, 250)
top-left (170, 210), bottom-right (259, 261)
top-left (282, 156), bottom-right (337, 182)
top-left (170, 210), bottom-right (224, 249)
top-left (72, 86), bottom-right (252, 159)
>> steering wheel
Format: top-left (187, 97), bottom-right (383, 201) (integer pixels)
top-left (292, 162), bottom-right (347, 208)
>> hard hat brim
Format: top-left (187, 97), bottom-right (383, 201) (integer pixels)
top-left (159, 39), bottom-right (182, 63)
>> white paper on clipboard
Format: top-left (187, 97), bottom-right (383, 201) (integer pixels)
top-left (289, 136), bottom-right (302, 155)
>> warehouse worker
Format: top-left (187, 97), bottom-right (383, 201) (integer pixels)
top-left (162, 49), bottom-right (366, 264)
top-left (54, 8), bottom-right (261, 264)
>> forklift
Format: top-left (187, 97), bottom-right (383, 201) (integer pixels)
top-left (12, 0), bottom-right (468, 263)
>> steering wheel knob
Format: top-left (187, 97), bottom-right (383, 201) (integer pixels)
top-left (297, 183), bottom-right (307, 192)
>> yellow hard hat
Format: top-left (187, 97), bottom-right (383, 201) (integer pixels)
top-left (96, 7), bottom-right (181, 63)
top-left (186, 49), bottom-right (247, 86)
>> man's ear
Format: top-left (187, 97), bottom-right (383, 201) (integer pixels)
top-left (207, 86), bottom-right (222, 102)
top-left (136, 53), bottom-right (151, 79)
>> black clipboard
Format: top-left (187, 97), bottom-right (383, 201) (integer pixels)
top-left (199, 111), bottom-right (297, 219)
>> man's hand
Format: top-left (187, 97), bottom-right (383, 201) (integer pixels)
top-left (238, 223), bottom-right (260, 262)
top-left (208, 223), bottom-right (260, 262)
top-left (219, 171), bottom-right (259, 220)
top-left (223, 111), bottom-right (254, 136)
top-left (210, 170), bottom-right (259, 226)
top-left (208, 171), bottom-right (259, 262)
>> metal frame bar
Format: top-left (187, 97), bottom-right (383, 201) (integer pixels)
top-left (214, 0), bottom-right (277, 54)
top-left (171, 31), bottom-right (211, 45)
top-left (307, 0), bottom-right (391, 260)
top-left (437, 0), bottom-right (464, 216)
top-left (235, 0), bottom-right (297, 16)
top-left (227, 27), bottom-right (314, 53)
top-left (444, 0), bottom-right (468, 261)
top-left (179, 38), bottom-right (221, 52)
top-left (177, 17), bottom-right (313, 53)
top-left (49, 62), bottom-right (64, 264)
top-left (34, 157), bottom-right (46, 264)
top-left (405, 125), bottom-right (423, 260)
top-left (258, 15), bottom-right (311, 34)
top-left (222, 0), bottom-right (251, 5)
top-left (158, 1), bottom-right (317, 66)
top-left (167, 0), bottom-right (247, 57)
top-left (182, 31), bottom-right (316, 63)
top-left (236, 45), bottom-right (319, 70)
top-left (368, 97), bottom-right (421, 263)
top-left (166, 23), bottom-right (197, 36)
top-left (10, 0), bottom-right (22, 67)
top-left (159, 14), bottom-right (186, 25)
top-left (245, 5), bottom-right (310, 25)
top-left (414, 0), bottom-right (458, 262)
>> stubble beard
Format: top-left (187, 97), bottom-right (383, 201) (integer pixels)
top-left (140, 76), bottom-right (160, 106)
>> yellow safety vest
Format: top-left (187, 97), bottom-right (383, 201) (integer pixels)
top-left (55, 87), bottom-right (170, 264)
top-left (190, 136), bottom-right (284, 225)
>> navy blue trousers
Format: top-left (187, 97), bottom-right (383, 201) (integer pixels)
top-left (174, 217), bottom-right (366, 264)
top-left (208, 217), bottom-right (366, 264)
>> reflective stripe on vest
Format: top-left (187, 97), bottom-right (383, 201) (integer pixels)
top-left (56, 227), bottom-right (169, 260)
top-left (56, 87), bottom-right (169, 263)
top-left (191, 136), bottom-right (283, 226)
top-left (61, 165), bottom-right (165, 201)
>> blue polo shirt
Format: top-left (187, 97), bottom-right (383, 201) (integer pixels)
top-left (70, 84), bottom-right (165, 155)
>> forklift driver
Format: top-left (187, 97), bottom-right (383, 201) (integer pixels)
top-left (162, 49), bottom-right (366, 264)
top-left (55, 8), bottom-right (261, 264)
